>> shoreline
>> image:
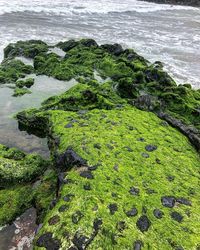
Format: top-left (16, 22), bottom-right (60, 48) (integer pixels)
top-left (140, 0), bottom-right (200, 7)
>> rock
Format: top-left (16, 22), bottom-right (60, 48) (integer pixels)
top-left (63, 194), bottom-right (74, 202)
top-left (58, 205), bottom-right (69, 212)
top-left (161, 196), bottom-right (176, 208)
top-left (36, 232), bottom-right (61, 250)
top-left (145, 145), bottom-right (157, 152)
top-left (134, 95), bottom-right (160, 111)
top-left (153, 209), bottom-right (164, 219)
top-left (56, 147), bottom-right (87, 170)
top-left (100, 43), bottom-right (124, 56)
top-left (142, 153), bottom-right (149, 158)
top-left (129, 187), bottom-right (140, 196)
top-left (80, 170), bottom-right (94, 179)
top-left (72, 211), bottom-right (84, 224)
top-left (83, 183), bottom-right (91, 190)
top-left (108, 203), bottom-right (118, 215)
top-left (133, 240), bottom-right (144, 250)
top-left (48, 215), bottom-right (60, 225)
top-left (72, 232), bottom-right (89, 249)
top-left (136, 215), bottom-right (151, 233)
top-left (125, 207), bottom-right (138, 217)
top-left (177, 198), bottom-right (192, 206)
top-left (171, 212), bottom-right (183, 223)
top-left (65, 123), bottom-right (73, 128)
top-left (80, 39), bottom-right (98, 47)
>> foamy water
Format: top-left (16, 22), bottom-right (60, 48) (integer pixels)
top-left (0, 0), bottom-right (199, 88)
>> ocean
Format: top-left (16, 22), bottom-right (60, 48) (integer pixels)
top-left (0, 0), bottom-right (199, 88)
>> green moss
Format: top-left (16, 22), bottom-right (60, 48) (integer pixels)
top-left (0, 59), bottom-right (34, 84)
top-left (4, 40), bottom-right (48, 59)
top-left (16, 78), bottom-right (35, 88)
top-left (13, 87), bottom-right (32, 97)
top-left (0, 185), bottom-right (33, 226)
top-left (32, 106), bottom-right (200, 249)
top-left (0, 144), bottom-right (48, 186)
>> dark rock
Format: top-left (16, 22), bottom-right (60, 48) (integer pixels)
top-left (65, 123), bottom-right (73, 128)
top-left (72, 232), bottom-right (89, 250)
top-left (158, 112), bottom-right (200, 151)
top-left (58, 205), bottom-right (69, 212)
top-left (145, 145), bottom-right (157, 152)
top-left (125, 207), bottom-right (138, 217)
top-left (125, 146), bottom-right (133, 152)
top-left (167, 175), bottom-right (175, 182)
top-left (56, 147), bottom-right (87, 170)
top-left (63, 194), bottom-right (74, 202)
top-left (58, 172), bottom-right (68, 187)
top-left (82, 90), bottom-right (98, 102)
top-left (83, 183), bottom-right (91, 190)
top-left (116, 221), bottom-right (126, 232)
top-left (48, 215), bottom-right (60, 225)
top-left (177, 197), bottom-right (192, 206)
top-left (108, 203), bottom-right (118, 215)
top-left (93, 218), bottom-right (103, 231)
top-left (57, 39), bottom-right (78, 52)
top-left (72, 211), bottom-right (84, 224)
top-left (49, 199), bottom-right (58, 210)
top-left (36, 232), bottom-right (61, 250)
top-left (171, 211), bottom-right (183, 223)
top-left (141, 153), bottom-right (149, 158)
top-left (133, 240), bottom-right (144, 250)
top-left (153, 209), bottom-right (164, 219)
top-left (161, 196), bottom-right (176, 208)
top-left (142, 206), bottom-right (147, 214)
top-left (136, 215), bottom-right (151, 233)
top-left (129, 187), bottom-right (140, 196)
top-left (146, 188), bottom-right (156, 194)
top-left (93, 143), bottom-right (101, 149)
top-left (81, 39), bottom-right (98, 47)
top-left (80, 170), bottom-right (94, 179)
top-left (137, 137), bottom-right (145, 142)
top-left (88, 165), bottom-right (98, 171)
top-left (100, 43), bottom-right (124, 56)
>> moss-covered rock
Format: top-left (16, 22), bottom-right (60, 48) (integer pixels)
top-left (0, 144), bottom-right (48, 186)
top-left (1, 39), bottom-right (200, 249)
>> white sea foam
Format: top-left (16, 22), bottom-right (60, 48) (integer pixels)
top-left (0, 0), bottom-right (199, 88)
top-left (0, 0), bottom-right (197, 16)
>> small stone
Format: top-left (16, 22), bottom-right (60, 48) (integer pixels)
top-left (80, 170), bottom-right (94, 179)
top-left (125, 146), bottom-right (133, 152)
top-left (125, 207), bottom-right (138, 217)
top-left (129, 187), bottom-right (140, 196)
top-left (161, 196), bottom-right (176, 208)
top-left (36, 232), bottom-right (61, 249)
top-left (72, 232), bottom-right (89, 249)
top-left (177, 197), bottom-right (191, 206)
top-left (136, 215), bottom-right (151, 233)
top-left (167, 175), bottom-right (175, 182)
top-left (153, 209), bottom-right (164, 219)
top-left (137, 138), bottom-right (145, 142)
top-left (93, 143), bottom-right (101, 149)
top-left (83, 183), bottom-right (91, 190)
top-left (72, 211), bottom-right (83, 224)
top-left (88, 165), bottom-right (98, 171)
top-left (48, 215), bottom-right (60, 225)
top-left (171, 211), bottom-right (183, 223)
top-left (63, 194), bottom-right (74, 202)
top-left (58, 205), bottom-right (69, 213)
top-left (108, 203), bottom-right (118, 215)
top-left (133, 240), bottom-right (144, 250)
top-left (65, 123), bottom-right (73, 128)
top-left (145, 145), bottom-right (157, 152)
top-left (142, 153), bottom-right (149, 158)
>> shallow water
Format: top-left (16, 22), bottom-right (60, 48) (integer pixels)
top-left (0, 74), bottom-right (77, 157)
top-left (0, 0), bottom-right (199, 88)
